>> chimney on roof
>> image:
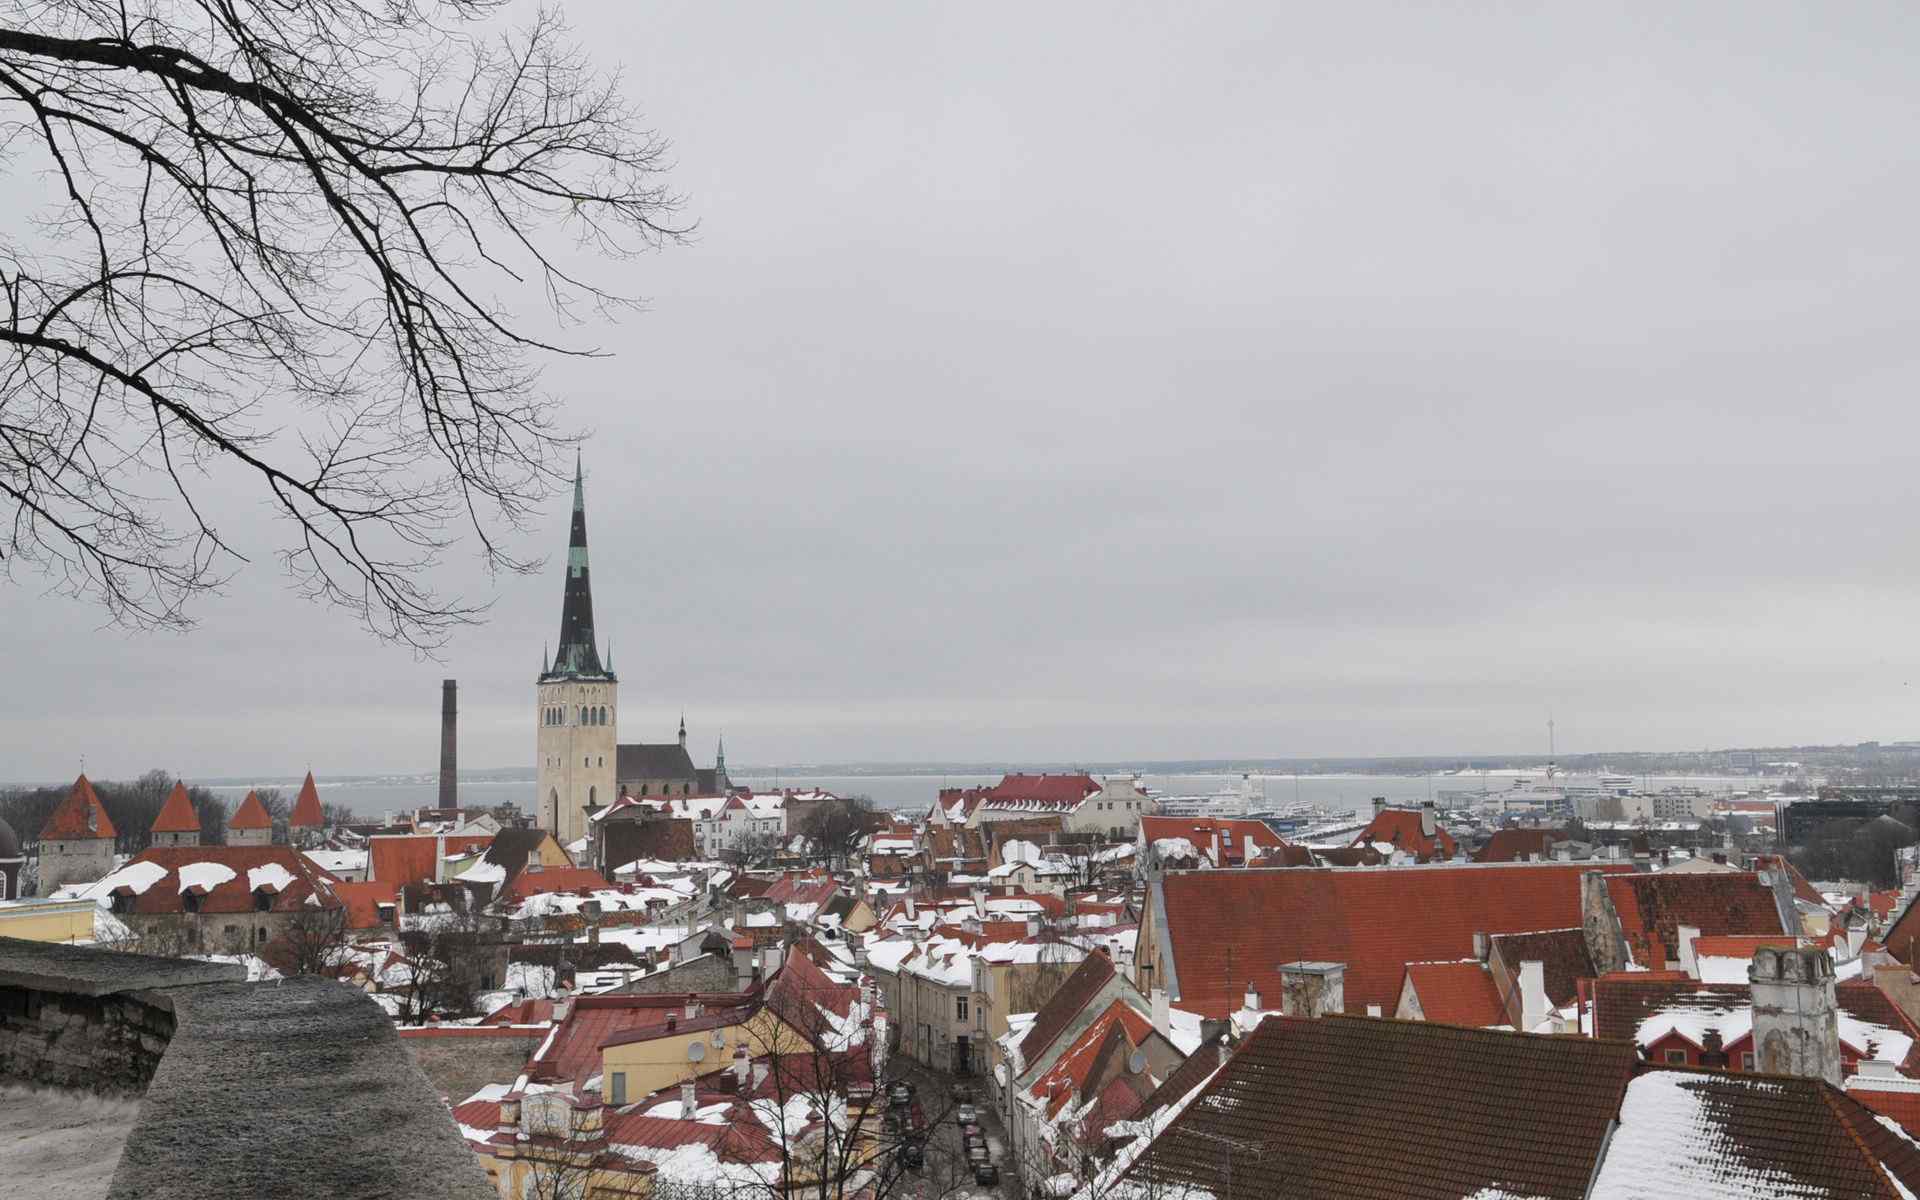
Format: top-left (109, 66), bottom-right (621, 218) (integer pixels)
top-left (1419, 802), bottom-right (1436, 838)
top-left (1749, 946), bottom-right (1841, 1086)
top-left (439, 679), bottom-right (458, 809)
top-left (435, 831), bottom-right (446, 884)
top-left (1151, 987), bottom-right (1170, 1039)
top-left (1278, 961), bottom-right (1345, 1018)
top-left (1529, 852), bottom-right (1542, 863)
top-left (1472, 932), bottom-right (1489, 962)
top-left (1371, 797), bottom-right (1387, 818)
top-left (1676, 925), bottom-right (1702, 979)
top-left (752, 1059), bottom-right (769, 1089)
top-left (732, 1047), bottom-right (750, 1088)
top-left (680, 1080), bottom-right (696, 1115)
top-left (1518, 960), bottom-right (1549, 1031)
top-left (1243, 981), bottom-right (1261, 1012)
top-left (1699, 1028), bottom-right (1728, 1070)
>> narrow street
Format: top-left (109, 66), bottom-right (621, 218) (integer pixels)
top-left (882, 1055), bottom-right (1022, 1200)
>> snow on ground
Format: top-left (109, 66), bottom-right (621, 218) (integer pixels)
top-left (0, 1084), bottom-right (141, 1200)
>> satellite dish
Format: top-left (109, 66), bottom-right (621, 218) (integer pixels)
top-left (1127, 1050), bottom-right (1148, 1075)
top-left (687, 1042), bottom-right (707, 1063)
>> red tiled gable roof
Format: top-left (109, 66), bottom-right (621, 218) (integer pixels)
top-left (290, 772), bottom-right (324, 827)
top-left (368, 833), bottom-right (492, 886)
top-left (1591, 977), bottom-right (1920, 1070)
top-left (764, 875), bottom-right (838, 907)
top-left (150, 782), bottom-right (201, 834)
top-left (1850, 1079), bottom-right (1920, 1140)
top-left (1487, 928), bottom-right (1595, 1011)
top-left (1868, 889), bottom-right (1901, 920)
top-left (1751, 854), bottom-right (1829, 908)
top-left (332, 880), bottom-right (398, 929)
top-left (1350, 808), bottom-right (1457, 861)
top-left (42, 774), bottom-right (116, 840)
top-left (501, 866), bottom-right (609, 902)
top-left (450, 1098), bottom-right (501, 1145)
top-left (1019, 951), bottom-right (1120, 1069)
top-left (1138, 816), bottom-right (1287, 866)
top-left (1403, 960), bottom-right (1508, 1027)
top-left (766, 942), bottom-right (861, 1023)
top-left (1690, 933), bottom-right (1801, 961)
top-left (481, 997), bottom-right (556, 1026)
top-left (97, 846), bottom-right (341, 915)
top-left (1125, 1015), bottom-right (1639, 1200)
top-left (533, 991), bottom-right (763, 1088)
top-left (603, 1107), bottom-right (782, 1166)
top-left (1473, 827), bottom-right (1570, 864)
top-left (229, 790), bottom-right (273, 831)
top-left (1155, 863), bottom-right (1630, 1018)
top-left (1029, 998), bottom-right (1154, 1118)
top-left (1604, 872), bottom-right (1787, 969)
top-left (987, 773), bottom-right (1100, 805)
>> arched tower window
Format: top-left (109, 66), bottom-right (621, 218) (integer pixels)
top-left (589, 786), bottom-right (597, 805)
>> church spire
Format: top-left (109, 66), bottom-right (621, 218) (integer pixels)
top-left (544, 452), bottom-right (609, 679)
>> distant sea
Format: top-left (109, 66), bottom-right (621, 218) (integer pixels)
top-left (182, 769), bottom-right (1774, 821)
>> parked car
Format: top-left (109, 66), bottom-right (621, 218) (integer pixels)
top-left (955, 1103), bottom-right (978, 1124)
top-left (887, 1082), bottom-right (915, 1109)
top-left (967, 1144), bottom-right (990, 1166)
top-left (974, 1162), bottom-right (1000, 1186)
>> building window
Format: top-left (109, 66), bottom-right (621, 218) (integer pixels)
top-left (609, 1072), bottom-right (627, 1105)
top-left (584, 756), bottom-right (590, 767)
top-left (1741, 1053), bottom-right (1755, 1070)
top-left (957, 996), bottom-right (969, 1022)
top-left (1664, 1049), bottom-right (1688, 1065)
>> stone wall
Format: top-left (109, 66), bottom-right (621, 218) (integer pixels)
top-left (38, 837), bottom-right (114, 894)
top-left (0, 985), bottom-right (174, 1095)
top-left (400, 1027), bottom-right (546, 1103)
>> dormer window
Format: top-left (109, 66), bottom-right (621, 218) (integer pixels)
top-left (254, 888), bottom-right (274, 913)
top-left (183, 891), bottom-right (202, 914)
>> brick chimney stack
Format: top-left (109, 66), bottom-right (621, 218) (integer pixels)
top-left (439, 679), bottom-right (458, 809)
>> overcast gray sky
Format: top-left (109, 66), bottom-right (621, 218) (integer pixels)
top-left (9, 2), bottom-right (1920, 779)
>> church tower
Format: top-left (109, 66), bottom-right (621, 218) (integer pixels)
top-left (536, 456), bottom-right (617, 848)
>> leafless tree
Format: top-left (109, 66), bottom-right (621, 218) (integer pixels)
top-left (261, 904), bottom-right (348, 977)
top-left (0, 0), bottom-right (685, 647)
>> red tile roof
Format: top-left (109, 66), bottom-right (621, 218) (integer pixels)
top-left (150, 782), bottom-right (200, 834)
top-left (1124, 1015), bottom-right (1639, 1200)
top-left (1604, 872), bottom-right (1788, 969)
top-left (531, 991), bottom-right (764, 1089)
top-left (290, 772), bottom-right (324, 828)
top-left (332, 879), bottom-right (399, 929)
top-left (1138, 816), bottom-right (1288, 866)
top-left (41, 774), bottom-right (116, 840)
top-left (1153, 863), bottom-right (1630, 1018)
top-left (97, 846), bottom-right (341, 915)
top-left (501, 866), bottom-right (609, 902)
top-left (1403, 960), bottom-right (1508, 1027)
top-left (481, 997), bottom-right (557, 1026)
top-left (1028, 998), bottom-right (1154, 1118)
top-left (1849, 1078), bottom-right (1920, 1139)
top-left (368, 833), bottom-right (492, 886)
top-left (1019, 951), bottom-right (1120, 1070)
top-left (987, 773), bottom-right (1101, 805)
top-left (1350, 808), bottom-right (1458, 861)
top-left (229, 790), bottom-right (273, 831)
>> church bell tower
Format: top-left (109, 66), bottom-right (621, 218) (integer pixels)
top-left (535, 455), bottom-right (617, 848)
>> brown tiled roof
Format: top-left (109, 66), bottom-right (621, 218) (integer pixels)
top-left (1350, 809), bottom-right (1458, 861)
top-left (1154, 863), bottom-right (1629, 1018)
top-left (1124, 1015), bottom-right (1637, 1200)
top-left (1018, 950), bottom-right (1117, 1070)
top-left (41, 774), bottom-right (116, 840)
top-left (150, 782), bottom-right (201, 834)
top-left (1595, 1069), bottom-right (1920, 1199)
top-left (229, 789), bottom-right (273, 831)
top-left (332, 880), bottom-right (399, 929)
top-left (1473, 828), bottom-right (1569, 864)
top-left (1590, 977), bottom-right (1748, 1043)
top-left (1487, 928), bottom-right (1595, 1010)
top-left (1604, 873), bottom-right (1787, 969)
top-left (290, 772), bottom-right (324, 828)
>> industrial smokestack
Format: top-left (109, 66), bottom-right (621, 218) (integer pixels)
top-left (439, 679), bottom-right (458, 808)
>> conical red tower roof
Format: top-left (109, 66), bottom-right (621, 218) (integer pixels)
top-left (151, 781), bottom-right (201, 834)
top-left (290, 772), bottom-right (324, 828)
top-left (230, 789), bottom-right (273, 831)
top-left (41, 774), bottom-right (116, 840)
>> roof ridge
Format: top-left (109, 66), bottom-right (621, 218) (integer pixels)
top-left (1818, 1081), bottom-right (1905, 1200)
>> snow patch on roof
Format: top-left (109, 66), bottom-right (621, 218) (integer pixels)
top-left (247, 863), bottom-right (297, 893)
top-left (176, 861), bottom-right (238, 894)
